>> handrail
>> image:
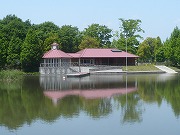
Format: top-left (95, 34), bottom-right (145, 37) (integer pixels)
top-left (40, 62), bottom-right (122, 70)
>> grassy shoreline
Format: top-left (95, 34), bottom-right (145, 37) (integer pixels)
top-left (122, 65), bottom-right (160, 71)
top-left (0, 65), bottom-right (179, 81)
top-left (0, 70), bottom-right (24, 81)
top-left (122, 65), bottom-right (180, 72)
top-left (0, 70), bottom-right (39, 81)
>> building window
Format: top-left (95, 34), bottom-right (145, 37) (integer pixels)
top-left (81, 59), bottom-right (94, 65)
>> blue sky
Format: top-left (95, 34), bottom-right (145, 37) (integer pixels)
top-left (0, 0), bottom-right (180, 41)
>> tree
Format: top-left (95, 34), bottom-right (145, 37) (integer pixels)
top-left (83, 24), bottom-right (112, 48)
top-left (20, 27), bottom-right (43, 72)
top-left (156, 46), bottom-right (166, 62)
top-left (116, 18), bottom-right (144, 54)
top-left (0, 15), bottom-right (31, 69)
top-left (36, 22), bottom-right (60, 52)
top-left (163, 27), bottom-right (180, 66)
top-left (43, 33), bottom-right (61, 52)
top-left (137, 37), bottom-right (163, 63)
top-left (78, 36), bottom-right (100, 50)
top-left (0, 38), bottom-right (8, 69)
top-left (59, 25), bottom-right (82, 52)
top-left (111, 31), bottom-right (120, 48)
top-left (154, 36), bottom-right (164, 63)
top-left (7, 37), bottom-right (22, 69)
top-left (137, 42), bottom-right (151, 62)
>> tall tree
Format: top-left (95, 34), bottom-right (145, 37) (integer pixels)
top-left (137, 37), bottom-right (163, 63)
top-left (137, 41), bottom-right (151, 62)
top-left (78, 36), bottom-right (100, 50)
top-left (20, 27), bottom-right (43, 72)
top-left (0, 15), bottom-right (31, 69)
top-left (83, 24), bottom-right (112, 48)
top-left (36, 22), bottom-right (60, 52)
top-left (7, 37), bottom-right (22, 69)
top-left (59, 25), bottom-right (82, 52)
top-left (155, 46), bottom-right (166, 62)
top-left (116, 18), bottom-right (144, 54)
top-left (43, 33), bottom-right (61, 52)
top-left (154, 36), bottom-right (163, 62)
top-left (164, 27), bottom-right (180, 66)
top-left (0, 38), bottom-right (8, 69)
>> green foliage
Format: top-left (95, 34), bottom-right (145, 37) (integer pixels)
top-left (59, 25), bottom-right (82, 52)
top-left (0, 70), bottom-right (23, 81)
top-left (78, 36), bottom-right (100, 50)
top-left (115, 18), bottom-right (144, 54)
top-left (164, 27), bottom-right (180, 66)
top-left (0, 15), bottom-right (84, 71)
top-left (156, 46), bottom-right (166, 62)
top-left (37, 21), bottom-right (59, 35)
top-left (0, 38), bottom-right (8, 68)
top-left (20, 22), bottom-right (61, 71)
top-left (137, 75), bottom-right (180, 117)
top-left (7, 37), bottom-right (22, 69)
top-left (1, 14), bottom-right (180, 71)
top-left (0, 15), bottom-right (31, 69)
top-left (137, 42), bottom-right (151, 62)
top-left (83, 23), bottom-right (112, 48)
top-left (137, 37), bottom-right (163, 63)
top-left (114, 92), bottom-right (142, 123)
top-left (83, 98), bottom-right (112, 118)
top-left (43, 33), bottom-right (60, 52)
top-left (1, 75), bottom-right (180, 129)
top-left (20, 27), bottom-right (43, 72)
top-left (122, 65), bottom-right (160, 71)
top-left (36, 22), bottom-right (60, 51)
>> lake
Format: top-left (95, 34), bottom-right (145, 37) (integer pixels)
top-left (0, 73), bottom-right (180, 135)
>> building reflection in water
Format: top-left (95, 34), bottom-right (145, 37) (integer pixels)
top-left (40, 75), bottom-right (137, 105)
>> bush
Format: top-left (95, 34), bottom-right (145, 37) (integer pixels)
top-left (0, 70), bottom-right (24, 81)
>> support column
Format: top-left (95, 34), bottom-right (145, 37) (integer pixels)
top-left (60, 59), bottom-right (62, 74)
top-left (79, 58), bottom-right (81, 73)
top-left (53, 58), bottom-right (55, 67)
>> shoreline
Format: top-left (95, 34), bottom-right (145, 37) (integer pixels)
top-left (90, 70), bottom-right (166, 75)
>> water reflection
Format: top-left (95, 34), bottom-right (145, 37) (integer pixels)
top-left (40, 75), bottom-right (138, 122)
top-left (40, 75), bottom-right (137, 105)
top-left (0, 74), bottom-right (180, 132)
top-left (40, 75), bottom-right (136, 90)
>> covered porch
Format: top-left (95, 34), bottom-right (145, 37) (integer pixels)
top-left (71, 57), bottom-right (137, 66)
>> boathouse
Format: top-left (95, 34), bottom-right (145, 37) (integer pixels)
top-left (39, 43), bottom-right (139, 74)
top-left (68, 48), bottom-right (138, 66)
top-left (39, 43), bottom-right (72, 74)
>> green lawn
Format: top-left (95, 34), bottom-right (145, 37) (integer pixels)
top-left (122, 65), bottom-right (161, 71)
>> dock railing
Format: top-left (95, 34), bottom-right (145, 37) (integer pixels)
top-left (40, 62), bottom-right (122, 74)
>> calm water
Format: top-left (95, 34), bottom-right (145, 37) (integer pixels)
top-left (0, 74), bottom-right (180, 135)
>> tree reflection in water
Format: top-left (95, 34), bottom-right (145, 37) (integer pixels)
top-left (42, 75), bottom-right (137, 120)
top-left (0, 74), bottom-right (180, 130)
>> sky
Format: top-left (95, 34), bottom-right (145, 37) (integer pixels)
top-left (0, 0), bottom-right (180, 41)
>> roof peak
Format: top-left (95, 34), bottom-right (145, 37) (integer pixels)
top-left (51, 42), bottom-right (59, 50)
top-left (51, 42), bottom-right (59, 46)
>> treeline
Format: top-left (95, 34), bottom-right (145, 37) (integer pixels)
top-left (0, 15), bottom-right (180, 72)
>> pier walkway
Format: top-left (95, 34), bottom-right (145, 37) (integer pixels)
top-left (155, 66), bottom-right (177, 74)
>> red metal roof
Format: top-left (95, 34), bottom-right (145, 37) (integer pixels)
top-left (42, 49), bottom-right (72, 58)
top-left (73, 48), bottom-right (139, 58)
top-left (42, 48), bottom-right (138, 59)
top-left (67, 53), bottom-right (81, 58)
